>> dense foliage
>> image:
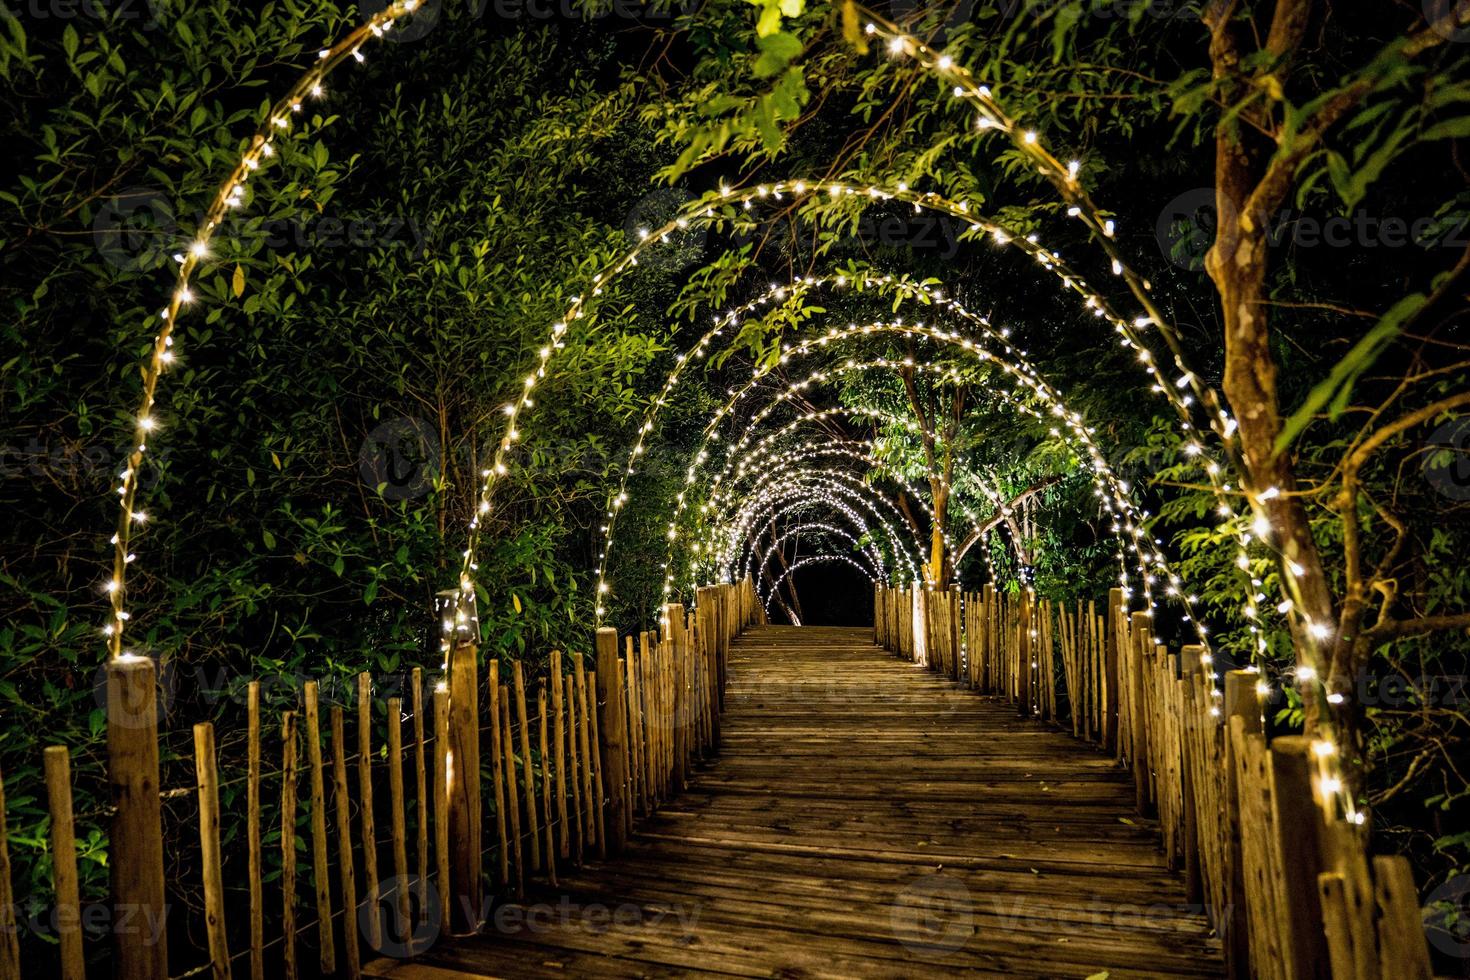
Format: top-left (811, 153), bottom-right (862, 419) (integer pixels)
top-left (1, 0), bottom-right (1466, 967)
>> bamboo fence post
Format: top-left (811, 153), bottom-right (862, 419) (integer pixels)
top-left (446, 639), bottom-right (482, 934)
top-left (487, 665), bottom-right (510, 888)
top-left (626, 644), bottom-right (645, 816)
top-left (565, 660), bottom-right (585, 864)
top-left (587, 668), bottom-right (608, 858)
top-left (411, 667), bottom-right (428, 903)
top-left (1177, 649), bottom-right (1204, 905)
top-left (1103, 588), bottom-right (1123, 751)
top-left (498, 697), bottom-right (525, 894)
top-left (43, 748), bottom-right (85, 980)
top-left (537, 686), bottom-right (558, 886)
top-left (663, 604), bottom-right (687, 789)
top-left (596, 628), bottom-right (630, 853)
top-left (331, 707), bottom-right (362, 980)
top-left (432, 688), bottom-right (449, 931)
top-left (707, 595), bottom-right (723, 745)
top-left (0, 767), bottom-right (15, 980)
top-left (193, 722), bottom-right (231, 980)
top-left (1223, 670), bottom-right (1261, 979)
top-left (244, 683), bottom-right (264, 980)
top-left (1266, 736), bottom-right (1331, 979)
top-left (107, 656), bottom-right (168, 980)
top-left (387, 697), bottom-right (411, 945)
top-left (551, 652), bottom-right (570, 859)
top-left (355, 674), bottom-right (381, 951)
top-left (623, 637), bottom-right (640, 809)
top-left (1372, 856), bottom-right (1433, 979)
top-left (280, 711), bottom-right (299, 980)
top-left (574, 654), bottom-right (596, 848)
top-left (302, 682), bottom-right (335, 974)
top-left (1017, 592), bottom-right (1033, 717)
top-left (1130, 613), bottom-right (1153, 815)
top-left (513, 662), bottom-right (541, 871)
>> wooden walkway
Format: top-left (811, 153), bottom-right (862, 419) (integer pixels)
top-left (367, 626), bottom-right (1224, 979)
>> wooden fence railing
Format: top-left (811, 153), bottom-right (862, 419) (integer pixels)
top-left (0, 577), bottom-right (759, 980)
top-left (874, 582), bottom-right (1435, 980)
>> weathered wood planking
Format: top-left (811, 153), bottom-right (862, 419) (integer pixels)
top-left (367, 626), bottom-right (1223, 979)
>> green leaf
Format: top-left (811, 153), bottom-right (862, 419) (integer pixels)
top-left (756, 3), bottom-right (782, 37)
top-left (753, 32), bottom-right (802, 79)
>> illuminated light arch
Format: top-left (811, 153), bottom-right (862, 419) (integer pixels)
top-left (715, 469), bottom-right (924, 585)
top-left (761, 554), bottom-right (878, 620)
top-left (748, 523), bottom-right (883, 592)
top-left (731, 494), bottom-right (894, 587)
top-left (668, 334), bottom-right (1142, 608)
top-left (112, 172), bottom-right (1241, 672)
top-left (697, 405), bottom-right (1125, 618)
top-left (100, 0), bottom-right (424, 658)
top-left (717, 445), bottom-right (947, 586)
top-left (721, 439), bottom-right (985, 579)
top-left (85, 4), bottom-right (1351, 811)
top-left (702, 404), bottom-right (1068, 588)
top-left (592, 267), bottom-right (1204, 622)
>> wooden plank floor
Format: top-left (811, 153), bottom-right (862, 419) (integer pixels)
top-left (367, 625), bottom-right (1224, 979)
